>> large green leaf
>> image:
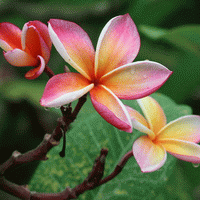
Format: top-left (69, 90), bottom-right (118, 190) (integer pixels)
top-left (138, 25), bottom-right (200, 103)
top-left (29, 93), bottom-right (192, 199)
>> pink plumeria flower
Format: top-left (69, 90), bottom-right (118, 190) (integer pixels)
top-left (40, 14), bottom-right (172, 132)
top-left (0, 21), bottom-right (52, 79)
top-left (126, 96), bottom-right (200, 172)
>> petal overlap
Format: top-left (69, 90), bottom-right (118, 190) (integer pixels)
top-left (0, 20), bottom-right (52, 79)
top-left (133, 136), bottom-right (167, 172)
top-left (27, 21), bottom-right (52, 51)
top-left (137, 96), bottom-right (166, 135)
top-left (126, 105), bottom-right (155, 138)
top-left (48, 19), bottom-right (95, 80)
top-left (95, 14), bottom-right (140, 79)
top-left (90, 85), bottom-right (132, 132)
top-left (130, 96), bottom-right (200, 172)
top-left (25, 55), bottom-right (45, 79)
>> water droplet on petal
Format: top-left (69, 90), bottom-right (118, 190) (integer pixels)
top-left (192, 163), bottom-right (200, 168)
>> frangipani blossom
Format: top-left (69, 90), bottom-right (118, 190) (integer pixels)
top-left (40, 14), bottom-right (172, 132)
top-left (0, 21), bottom-right (52, 79)
top-left (126, 96), bottom-right (200, 172)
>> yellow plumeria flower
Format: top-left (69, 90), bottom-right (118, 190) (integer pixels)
top-left (126, 96), bottom-right (200, 172)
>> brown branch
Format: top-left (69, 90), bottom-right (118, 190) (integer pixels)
top-left (0, 144), bottom-right (133, 199)
top-left (0, 73), bottom-right (133, 200)
top-left (44, 65), bottom-right (55, 78)
top-left (0, 94), bottom-right (87, 199)
top-left (28, 149), bottom-right (133, 200)
top-left (99, 150), bottom-right (133, 185)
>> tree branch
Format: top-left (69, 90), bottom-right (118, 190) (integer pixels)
top-left (0, 67), bottom-right (134, 199)
top-left (0, 142), bottom-right (133, 200)
top-left (0, 94), bottom-right (88, 199)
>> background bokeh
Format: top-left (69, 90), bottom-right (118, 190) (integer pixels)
top-left (1, 0), bottom-right (200, 199)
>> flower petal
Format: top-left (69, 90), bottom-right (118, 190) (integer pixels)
top-left (157, 115), bottom-right (200, 143)
top-left (0, 39), bottom-right (13, 52)
top-left (95, 13), bottom-right (140, 79)
top-left (27, 21), bottom-right (52, 51)
top-left (90, 85), bottom-right (132, 132)
top-left (137, 96), bottom-right (166, 136)
top-left (22, 24), bottom-right (50, 63)
top-left (125, 105), bottom-right (155, 139)
top-left (101, 61), bottom-right (172, 100)
top-left (0, 22), bottom-right (21, 51)
top-left (160, 139), bottom-right (200, 163)
top-left (133, 136), bottom-right (167, 173)
top-left (48, 19), bottom-right (95, 80)
top-left (25, 55), bottom-right (45, 79)
top-left (40, 73), bottom-right (94, 107)
top-left (4, 49), bottom-right (38, 66)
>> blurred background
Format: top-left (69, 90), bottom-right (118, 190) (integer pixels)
top-left (0, 0), bottom-right (200, 199)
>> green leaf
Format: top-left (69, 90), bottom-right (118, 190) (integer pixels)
top-left (163, 25), bottom-right (200, 56)
top-left (138, 25), bottom-right (200, 103)
top-left (140, 25), bottom-right (200, 56)
top-left (29, 93), bottom-right (192, 199)
top-left (139, 25), bottom-right (167, 40)
top-left (156, 162), bottom-right (193, 200)
top-left (1, 79), bottom-right (45, 108)
top-left (128, 0), bottom-right (189, 26)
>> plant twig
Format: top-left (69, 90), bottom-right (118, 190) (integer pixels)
top-left (0, 94), bottom-right (87, 199)
top-left (44, 65), bottom-right (55, 78)
top-left (0, 73), bottom-right (133, 200)
top-left (0, 144), bottom-right (133, 199)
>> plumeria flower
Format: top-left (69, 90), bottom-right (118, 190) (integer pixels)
top-left (126, 96), bottom-right (200, 172)
top-left (40, 14), bottom-right (172, 132)
top-left (0, 21), bottom-right (52, 79)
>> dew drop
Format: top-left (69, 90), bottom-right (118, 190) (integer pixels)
top-left (192, 163), bottom-right (200, 168)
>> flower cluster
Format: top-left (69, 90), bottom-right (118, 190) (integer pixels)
top-left (1, 14), bottom-right (200, 173)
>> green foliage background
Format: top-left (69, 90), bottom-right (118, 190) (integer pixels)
top-left (0, 0), bottom-right (200, 199)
